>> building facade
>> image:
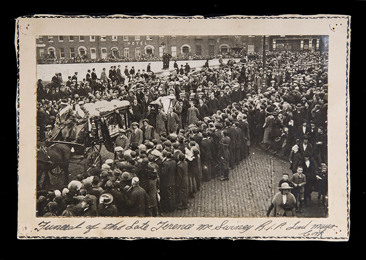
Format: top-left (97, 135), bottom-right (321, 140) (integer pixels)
top-left (36, 35), bottom-right (328, 63)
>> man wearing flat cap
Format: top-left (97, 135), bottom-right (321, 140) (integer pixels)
top-left (129, 122), bottom-right (143, 145)
top-left (115, 128), bottom-right (130, 150)
top-left (141, 119), bottom-right (155, 142)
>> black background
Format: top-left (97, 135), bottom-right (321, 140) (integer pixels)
top-left (4, 0), bottom-right (363, 258)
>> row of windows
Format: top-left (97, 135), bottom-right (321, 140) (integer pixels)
top-left (37, 35), bottom-right (156, 43)
top-left (36, 35), bottom-right (243, 43)
top-left (39, 44), bottom-right (232, 59)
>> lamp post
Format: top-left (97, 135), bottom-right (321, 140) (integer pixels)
top-left (161, 42), bottom-right (166, 69)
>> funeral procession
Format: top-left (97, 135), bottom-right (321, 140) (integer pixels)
top-left (35, 35), bottom-right (329, 218)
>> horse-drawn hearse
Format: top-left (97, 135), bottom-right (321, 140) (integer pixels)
top-left (37, 99), bottom-right (131, 190)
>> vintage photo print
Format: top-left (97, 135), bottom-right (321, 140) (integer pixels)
top-left (16, 15), bottom-right (350, 240)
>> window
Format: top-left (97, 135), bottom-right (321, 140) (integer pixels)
top-left (90, 48), bottom-right (97, 59)
top-left (39, 48), bottom-right (45, 57)
top-left (112, 36), bottom-right (118, 41)
top-left (60, 47), bottom-right (65, 58)
top-left (100, 36), bottom-right (107, 42)
top-left (145, 45), bottom-right (154, 55)
top-left (89, 36), bottom-right (95, 42)
top-left (79, 36), bottom-right (85, 42)
top-left (124, 48), bottom-right (129, 58)
top-left (182, 46), bottom-right (190, 53)
top-left (181, 44), bottom-right (191, 54)
top-left (47, 47), bottom-right (56, 58)
top-left (221, 46), bottom-right (228, 53)
top-left (70, 47), bottom-right (75, 58)
top-left (135, 47), bottom-right (141, 59)
top-left (58, 36), bottom-right (64, 42)
top-left (69, 36), bottom-right (74, 42)
top-left (48, 36), bottom-right (53, 42)
top-left (123, 36), bottom-right (129, 41)
top-left (219, 44), bottom-right (230, 54)
top-left (171, 35), bottom-right (176, 39)
top-left (101, 48), bottom-right (107, 59)
top-left (196, 45), bottom-right (202, 55)
top-left (145, 47), bottom-right (153, 54)
top-left (159, 35), bottom-right (164, 39)
top-left (38, 36), bottom-right (44, 43)
top-left (146, 35), bottom-right (152, 40)
top-left (135, 36), bottom-right (140, 41)
top-left (171, 46), bottom-right (177, 57)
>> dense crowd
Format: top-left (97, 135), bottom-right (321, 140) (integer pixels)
top-left (36, 51), bottom-right (328, 217)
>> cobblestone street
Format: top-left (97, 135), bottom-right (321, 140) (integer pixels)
top-left (165, 146), bottom-right (327, 218)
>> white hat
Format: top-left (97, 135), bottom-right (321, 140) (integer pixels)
top-left (67, 180), bottom-right (82, 191)
top-left (279, 182), bottom-right (293, 190)
top-left (54, 190), bottom-right (61, 197)
top-left (131, 177), bottom-right (139, 186)
top-left (101, 164), bottom-right (111, 170)
top-left (114, 146), bottom-right (123, 152)
top-left (105, 159), bottom-right (114, 165)
top-left (62, 188), bottom-right (69, 197)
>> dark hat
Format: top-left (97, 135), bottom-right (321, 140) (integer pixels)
top-left (131, 122), bottom-right (139, 126)
top-left (121, 172), bottom-right (132, 181)
top-left (303, 134), bottom-right (309, 139)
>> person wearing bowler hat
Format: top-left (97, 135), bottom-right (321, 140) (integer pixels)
top-left (266, 182), bottom-right (297, 217)
top-left (98, 193), bottom-right (118, 217)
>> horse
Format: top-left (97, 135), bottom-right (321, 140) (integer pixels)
top-left (37, 143), bottom-right (72, 190)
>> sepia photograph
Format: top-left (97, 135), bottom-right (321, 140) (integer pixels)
top-left (17, 16), bottom-right (350, 240)
top-left (35, 34), bottom-right (329, 218)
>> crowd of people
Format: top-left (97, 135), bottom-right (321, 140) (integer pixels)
top-left (36, 50), bottom-right (329, 217)
top-left (37, 52), bottom-right (241, 65)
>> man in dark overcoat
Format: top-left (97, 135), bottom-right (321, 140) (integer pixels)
top-left (160, 151), bottom-right (177, 212)
top-left (176, 153), bottom-right (189, 209)
top-left (200, 131), bottom-right (213, 181)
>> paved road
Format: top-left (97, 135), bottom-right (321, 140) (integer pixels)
top-left (36, 58), bottom-right (240, 82)
top-left (165, 146), bottom-right (327, 218)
